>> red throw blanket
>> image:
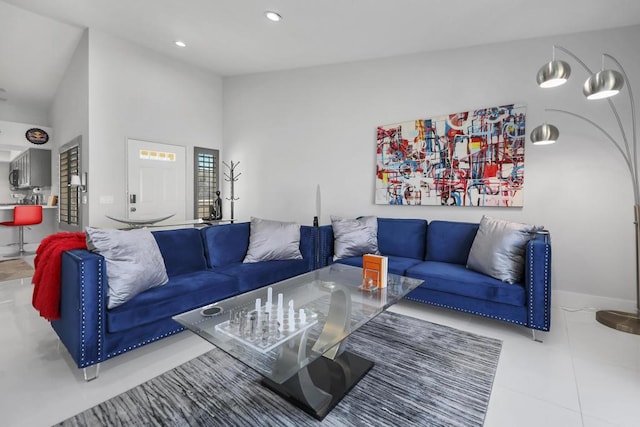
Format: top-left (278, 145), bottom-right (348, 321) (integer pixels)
top-left (32, 232), bottom-right (87, 321)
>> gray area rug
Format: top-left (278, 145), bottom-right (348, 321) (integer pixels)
top-left (59, 312), bottom-right (502, 426)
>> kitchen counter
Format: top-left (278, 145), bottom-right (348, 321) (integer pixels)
top-left (0, 203), bottom-right (58, 211)
top-left (0, 205), bottom-right (58, 210)
top-left (0, 205), bottom-right (57, 222)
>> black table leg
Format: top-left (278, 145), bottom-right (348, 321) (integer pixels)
top-left (262, 350), bottom-right (374, 420)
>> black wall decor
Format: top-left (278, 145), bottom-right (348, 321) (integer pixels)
top-left (25, 128), bottom-right (49, 145)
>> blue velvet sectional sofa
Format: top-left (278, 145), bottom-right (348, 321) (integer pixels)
top-left (52, 223), bottom-right (316, 379)
top-left (52, 217), bottom-right (551, 379)
top-left (318, 218), bottom-right (551, 335)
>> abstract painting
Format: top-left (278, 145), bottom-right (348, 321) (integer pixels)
top-left (375, 104), bottom-right (526, 207)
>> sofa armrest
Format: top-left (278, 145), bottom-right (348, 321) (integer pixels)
top-left (50, 249), bottom-right (107, 369)
top-left (525, 231), bottom-right (552, 331)
top-left (317, 225), bottom-right (335, 267)
top-left (299, 225), bottom-right (318, 270)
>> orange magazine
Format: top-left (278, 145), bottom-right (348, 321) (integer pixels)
top-left (362, 254), bottom-right (388, 288)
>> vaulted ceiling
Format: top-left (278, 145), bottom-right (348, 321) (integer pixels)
top-left (2, 0), bottom-right (640, 116)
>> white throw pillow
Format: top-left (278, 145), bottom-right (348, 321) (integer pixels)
top-left (243, 217), bottom-right (302, 263)
top-left (466, 215), bottom-right (542, 284)
top-left (86, 227), bottom-right (169, 309)
top-left (331, 215), bottom-right (379, 260)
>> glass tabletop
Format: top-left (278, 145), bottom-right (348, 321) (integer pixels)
top-left (173, 263), bottom-right (423, 384)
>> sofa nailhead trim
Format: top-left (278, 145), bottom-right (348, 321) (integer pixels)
top-left (527, 240), bottom-right (551, 331)
top-left (97, 261), bottom-right (103, 361)
top-left (79, 256), bottom-right (105, 369)
top-left (80, 261), bottom-right (86, 365)
top-left (106, 327), bottom-right (184, 358)
top-left (528, 246), bottom-right (536, 328)
top-left (404, 296), bottom-right (528, 327)
top-left (543, 245), bottom-right (550, 328)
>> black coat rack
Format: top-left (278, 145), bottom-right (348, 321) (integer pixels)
top-left (223, 161), bottom-right (241, 222)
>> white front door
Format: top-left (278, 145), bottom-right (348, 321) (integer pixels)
top-left (127, 139), bottom-right (186, 223)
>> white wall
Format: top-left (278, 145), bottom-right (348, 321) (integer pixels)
top-left (0, 104), bottom-right (50, 127)
top-left (50, 29), bottom-right (89, 229)
top-left (0, 120), bottom-right (53, 151)
top-left (51, 28), bottom-right (89, 162)
top-left (223, 25), bottom-right (640, 302)
top-left (87, 30), bottom-right (223, 228)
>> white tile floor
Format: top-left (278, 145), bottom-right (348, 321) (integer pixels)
top-left (1, 260), bottom-right (639, 427)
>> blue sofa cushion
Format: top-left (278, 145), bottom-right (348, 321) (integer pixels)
top-left (377, 218), bottom-right (428, 260)
top-left (201, 223), bottom-right (250, 268)
top-left (213, 260), bottom-right (310, 293)
top-left (336, 255), bottom-right (423, 276)
top-left (107, 270), bottom-right (238, 333)
top-left (426, 220), bottom-right (478, 265)
top-left (406, 261), bottom-right (525, 307)
top-left (153, 228), bottom-right (208, 276)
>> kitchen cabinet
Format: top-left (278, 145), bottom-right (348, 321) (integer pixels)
top-left (9, 148), bottom-right (52, 189)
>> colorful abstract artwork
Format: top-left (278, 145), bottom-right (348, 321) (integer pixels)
top-left (375, 104), bottom-right (526, 207)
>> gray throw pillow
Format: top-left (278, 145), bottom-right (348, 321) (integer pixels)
top-left (243, 217), bottom-right (302, 263)
top-left (466, 215), bottom-right (542, 284)
top-left (86, 227), bottom-right (169, 309)
top-left (331, 215), bottom-right (379, 260)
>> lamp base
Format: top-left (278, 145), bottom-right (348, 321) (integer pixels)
top-left (595, 310), bottom-right (640, 335)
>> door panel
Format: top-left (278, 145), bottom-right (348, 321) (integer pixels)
top-left (127, 139), bottom-right (186, 223)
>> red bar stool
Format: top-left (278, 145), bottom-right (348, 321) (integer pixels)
top-left (1, 205), bottom-right (43, 257)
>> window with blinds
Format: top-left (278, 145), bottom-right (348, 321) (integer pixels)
top-left (194, 147), bottom-right (219, 219)
top-left (59, 144), bottom-right (80, 227)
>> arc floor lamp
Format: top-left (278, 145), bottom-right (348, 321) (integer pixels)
top-left (530, 45), bottom-right (639, 334)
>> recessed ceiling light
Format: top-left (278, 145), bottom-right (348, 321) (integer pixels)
top-left (265, 11), bottom-right (282, 22)
top-left (175, 41), bottom-right (187, 48)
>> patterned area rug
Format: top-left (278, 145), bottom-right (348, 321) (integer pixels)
top-left (59, 312), bottom-right (502, 427)
top-left (0, 258), bottom-right (34, 282)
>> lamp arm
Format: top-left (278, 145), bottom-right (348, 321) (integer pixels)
top-left (556, 47), bottom-right (633, 164)
top-left (552, 47), bottom-right (638, 202)
top-left (546, 108), bottom-right (640, 204)
top-left (554, 45), bottom-right (594, 75)
top-left (604, 53), bottom-right (638, 186)
top-left (606, 98), bottom-right (636, 193)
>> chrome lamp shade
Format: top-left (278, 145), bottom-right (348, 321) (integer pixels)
top-left (583, 69), bottom-right (625, 100)
top-left (530, 124), bottom-right (559, 145)
top-left (536, 60), bottom-right (571, 88)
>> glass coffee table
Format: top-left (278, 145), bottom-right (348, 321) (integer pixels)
top-left (173, 263), bottom-right (423, 420)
